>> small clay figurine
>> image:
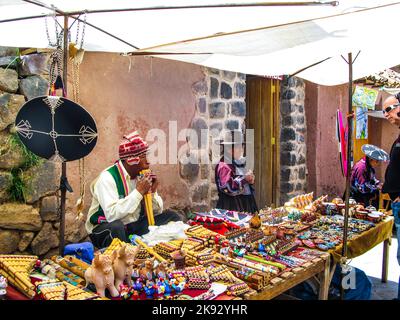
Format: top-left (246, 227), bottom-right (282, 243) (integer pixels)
top-left (0, 276), bottom-right (7, 300)
top-left (133, 278), bottom-right (143, 291)
top-left (84, 252), bottom-right (119, 298)
top-left (112, 244), bottom-right (140, 288)
top-left (144, 280), bottom-right (156, 298)
top-left (139, 258), bottom-right (155, 281)
top-left (155, 260), bottom-right (169, 279)
top-left (249, 211), bottom-right (262, 229)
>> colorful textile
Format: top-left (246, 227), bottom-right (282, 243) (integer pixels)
top-left (215, 158), bottom-right (252, 196)
top-left (350, 157), bottom-right (379, 194)
top-left (118, 131), bottom-right (149, 165)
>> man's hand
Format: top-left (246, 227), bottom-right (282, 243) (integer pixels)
top-left (151, 176), bottom-right (159, 193)
top-left (394, 196), bottom-right (400, 203)
top-left (136, 175), bottom-right (152, 196)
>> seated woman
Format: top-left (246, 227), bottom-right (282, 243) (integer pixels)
top-left (215, 130), bottom-right (258, 213)
top-left (85, 131), bottom-right (182, 249)
top-left (350, 144), bottom-right (389, 208)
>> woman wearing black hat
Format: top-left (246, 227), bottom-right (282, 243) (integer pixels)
top-left (350, 144), bottom-right (389, 208)
top-left (214, 130), bottom-right (258, 213)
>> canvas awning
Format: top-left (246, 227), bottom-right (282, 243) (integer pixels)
top-left (0, 0), bottom-right (399, 85)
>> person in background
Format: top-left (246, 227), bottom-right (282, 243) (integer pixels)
top-left (215, 130), bottom-right (258, 213)
top-left (85, 131), bottom-right (182, 249)
top-left (350, 144), bottom-right (388, 208)
top-left (381, 93), bottom-right (400, 300)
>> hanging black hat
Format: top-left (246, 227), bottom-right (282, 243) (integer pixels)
top-left (15, 96), bottom-right (98, 162)
top-left (361, 144), bottom-right (389, 162)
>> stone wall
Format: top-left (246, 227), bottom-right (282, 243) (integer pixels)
top-left (179, 68), bottom-right (247, 212)
top-left (279, 76), bottom-right (307, 204)
top-left (0, 47), bottom-right (63, 257)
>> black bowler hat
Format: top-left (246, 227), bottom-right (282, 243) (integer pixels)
top-left (15, 96), bottom-right (98, 162)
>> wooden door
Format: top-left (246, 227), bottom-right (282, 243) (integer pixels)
top-left (245, 77), bottom-right (280, 209)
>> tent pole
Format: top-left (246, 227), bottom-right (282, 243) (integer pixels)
top-left (340, 51), bottom-right (354, 299)
top-left (59, 14), bottom-right (68, 256)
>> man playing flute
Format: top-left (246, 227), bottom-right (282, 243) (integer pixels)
top-left (85, 131), bottom-right (182, 248)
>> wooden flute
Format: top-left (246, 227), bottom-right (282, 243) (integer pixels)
top-left (139, 169), bottom-right (155, 226)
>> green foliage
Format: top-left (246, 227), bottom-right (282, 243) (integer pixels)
top-left (8, 133), bottom-right (43, 169)
top-left (7, 168), bottom-right (26, 202)
top-left (6, 133), bottom-right (44, 202)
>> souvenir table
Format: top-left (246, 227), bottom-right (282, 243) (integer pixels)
top-left (327, 215), bottom-right (394, 284)
top-left (259, 193), bottom-right (395, 287)
top-left (244, 251), bottom-right (331, 300)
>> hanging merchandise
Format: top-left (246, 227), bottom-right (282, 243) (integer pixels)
top-left (355, 107), bottom-right (368, 139)
top-left (352, 86), bottom-right (378, 110)
top-left (336, 109), bottom-right (348, 177)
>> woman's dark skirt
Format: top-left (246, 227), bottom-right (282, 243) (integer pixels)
top-left (216, 192), bottom-right (258, 214)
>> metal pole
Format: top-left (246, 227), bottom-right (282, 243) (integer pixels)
top-left (59, 14), bottom-right (68, 256)
top-left (340, 51), bottom-right (353, 299)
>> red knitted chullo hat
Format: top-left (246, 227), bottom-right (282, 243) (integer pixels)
top-left (119, 131), bottom-right (149, 165)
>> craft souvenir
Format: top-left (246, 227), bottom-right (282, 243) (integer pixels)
top-left (144, 280), bottom-right (157, 298)
top-left (0, 255), bottom-right (38, 298)
top-left (41, 259), bottom-right (84, 286)
top-left (84, 252), bottom-right (119, 298)
top-left (0, 276), bottom-right (7, 300)
top-left (112, 244), bottom-right (140, 288)
top-left (155, 261), bottom-right (170, 279)
top-left (51, 255), bottom-right (87, 278)
top-left (367, 212), bottom-right (382, 223)
top-left (332, 198), bottom-right (344, 205)
top-left (302, 240), bottom-right (316, 249)
top-left (171, 250), bottom-right (186, 269)
top-left (139, 258), bottom-right (155, 281)
top-left (249, 211), bottom-right (262, 229)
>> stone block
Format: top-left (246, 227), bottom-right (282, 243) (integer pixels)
top-left (209, 102), bottom-right (225, 118)
top-left (281, 152), bottom-right (296, 166)
top-left (220, 82), bottom-right (232, 99)
top-left (0, 203), bottom-right (42, 231)
top-left (225, 119), bottom-right (239, 130)
top-left (31, 222), bottom-right (59, 256)
top-left (23, 160), bottom-right (61, 204)
top-left (0, 47), bottom-right (18, 57)
top-left (281, 182), bottom-right (294, 193)
top-left (19, 75), bottom-right (49, 100)
top-left (0, 130), bottom-right (26, 169)
top-left (231, 101), bottom-right (246, 117)
top-left (197, 98), bottom-right (207, 113)
top-left (189, 117), bottom-right (208, 149)
top-left (281, 128), bottom-right (296, 141)
top-left (191, 182), bottom-right (209, 203)
top-left (19, 53), bottom-right (49, 76)
top-left (40, 196), bottom-right (59, 222)
top-left (0, 68), bottom-right (18, 93)
top-left (222, 71), bottom-right (236, 80)
top-left (210, 77), bottom-right (219, 98)
top-left (0, 56), bottom-right (17, 69)
top-left (18, 231), bottom-right (35, 252)
top-left (234, 82), bottom-right (246, 98)
top-left (282, 89), bottom-right (296, 100)
top-left (0, 229), bottom-right (20, 254)
top-left (0, 93), bottom-right (26, 131)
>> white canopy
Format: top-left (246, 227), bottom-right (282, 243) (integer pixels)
top-left (0, 0), bottom-right (399, 85)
